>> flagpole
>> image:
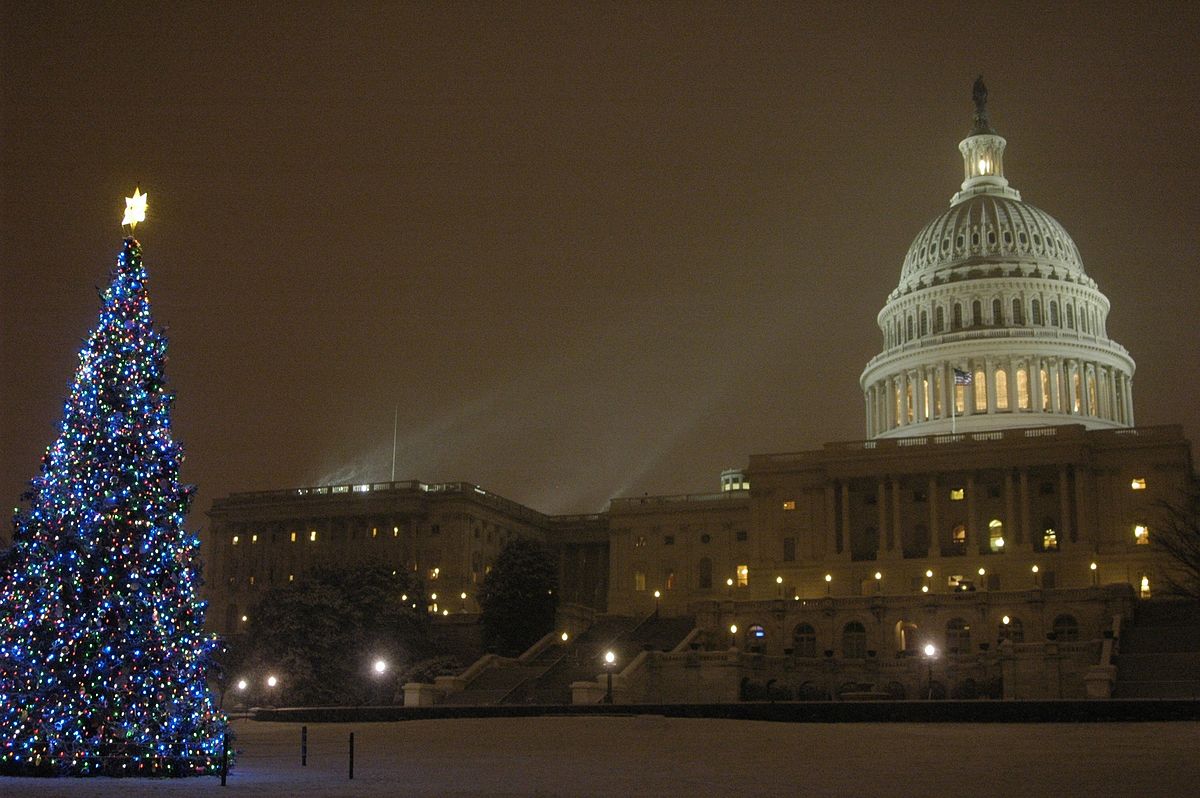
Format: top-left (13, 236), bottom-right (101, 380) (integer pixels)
top-left (390, 404), bottom-right (398, 482)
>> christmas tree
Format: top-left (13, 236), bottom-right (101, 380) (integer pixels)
top-left (0, 191), bottom-right (226, 776)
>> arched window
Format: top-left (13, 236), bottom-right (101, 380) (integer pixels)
top-left (1066, 305), bottom-right (1075, 329)
top-left (999, 617), bottom-right (1024, 643)
top-left (988, 519), bottom-right (1005, 552)
top-left (1081, 310), bottom-right (1089, 334)
top-left (1016, 366), bottom-right (1030, 410)
top-left (995, 368), bottom-right (1009, 410)
top-left (992, 298), bottom-right (1003, 325)
top-left (1041, 517), bottom-right (1059, 551)
top-left (1049, 301), bottom-right (1059, 326)
top-left (1032, 299), bottom-right (1042, 325)
top-left (906, 315), bottom-right (914, 341)
top-left (1011, 298), bottom-right (1024, 325)
top-left (1087, 371), bottom-right (1098, 416)
top-left (974, 368), bottom-right (987, 412)
top-left (842, 621), bottom-right (867, 659)
top-left (946, 618), bottom-right (972, 655)
top-left (698, 558), bottom-right (713, 590)
top-left (1040, 365), bottom-right (1051, 411)
top-left (934, 306), bottom-right (945, 333)
top-left (972, 300), bottom-right (982, 327)
top-left (793, 623), bottom-right (817, 658)
top-left (1073, 371), bottom-right (1083, 413)
top-left (1052, 614), bottom-right (1080, 642)
top-left (953, 304), bottom-right (963, 330)
top-left (919, 310), bottom-right (928, 336)
top-left (896, 621), bottom-right (920, 655)
top-left (748, 624), bottom-right (766, 642)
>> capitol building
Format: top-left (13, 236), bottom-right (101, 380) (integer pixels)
top-left (205, 81), bottom-right (1195, 703)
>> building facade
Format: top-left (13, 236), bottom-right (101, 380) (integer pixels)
top-left (203, 82), bottom-right (1193, 699)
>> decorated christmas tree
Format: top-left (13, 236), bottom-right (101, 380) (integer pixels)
top-left (0, 191), bottom-right (226, 776)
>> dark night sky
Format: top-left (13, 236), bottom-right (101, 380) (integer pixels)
top-left (3, 2), bottom-right (1199, 522)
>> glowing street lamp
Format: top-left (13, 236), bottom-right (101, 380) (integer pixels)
top-left (776, 575), bottom-right (784, 598)
top-left (1031, 564), bottom-right (1040, 587)
top-left (373, 659), bottom-right (388, 676)
top-left (1090, 561), bottom-right (1099, 586)
top-left (874, 571), bottom-right (882, 593)
top-left (561, 631), bottom-right (569, 643)
top-left (603, 650), bottom-right (617, 704)
top-left (729, 623), bottom-right (738, 649)
top-left (266, 674), bottom-right (278, 688)
top-left (923, 644), bottom-right (937, 699)
top-left (824, 573), bottom-right (832, 595)
top-left (653, 589), bottom-right (661, 618)
top-left (236, 678), bottom-right (248, 692)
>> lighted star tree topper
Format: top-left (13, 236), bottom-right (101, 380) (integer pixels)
top-left (0, 190), bottom-right (227, 776)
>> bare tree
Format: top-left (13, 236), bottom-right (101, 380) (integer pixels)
top-left (1154, 478), bottom-right (1200, 601)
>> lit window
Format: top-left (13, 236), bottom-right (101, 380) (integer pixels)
top-left (251, 534), bottom-right (258, 544)
top-left (249, 576), bottom-right (255, 585)
top-left (1131, 478), bottom-right (1146, 491)
top-left (393, 526), bottom-right (400, 536)
top-left (988, 519), bottom-right (1005, 551)
top-left (1042, 528), bottom-right (1058, 551)
top-left (429, 566), bottom-right (440, 581)
top-left (782, 501), bottom-right (796, 511)
top-left (231, 535), bottom-right (239, 545)
top-left (309, 530), bottom-right (317, 542)
top-left (748, 624), bottom-right (766, 640)
top-left (288, 574), bottom-right (294, 582)
top-left (372, 527), bottom-right (378, 538)
top-left (952, 525), bottom-right (967, 545)
top-left (949, 488), bottom-right (964, 501)
top-left (634, 535), bottom-right (647, 548)
top-left (289, 531), bottom-right (297, 543)
top-left (1134, 524), bottom-right (1149, 545)
top-left (634, 571), bottom-right (646, 591)
top-left (1140, 575), bottom-right (1151, 598)
top-left (736, 564), bottom-right (749, 587)
top-left (665, 570), bottom-right (676, 590)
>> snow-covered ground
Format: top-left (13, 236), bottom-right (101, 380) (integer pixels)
top-left (2, 716), bottom-right (1197, 796)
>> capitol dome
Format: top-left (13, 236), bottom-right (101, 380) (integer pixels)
top-left (860, 79), bottom-right (1134, 439)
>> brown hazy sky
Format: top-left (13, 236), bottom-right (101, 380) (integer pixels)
top-left (3, 1), bottom-right (1198, 520)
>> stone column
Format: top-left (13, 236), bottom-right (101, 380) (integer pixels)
top-left (891, 479), bottom-right (902, 557)
top-left (840, 481), bottom-right (852, 559)
top-left (1018, 469), bottom-right (1030, 546)
top-left (825, 483), bottom-right (838, 559)
top-left (877, 479), bottom-right (889, 556)
top-left (1003, 469), bottom-right (1015, 554)
top-left (928, 475), bottom-right (940, 558)
top-left (966, 473), bottom-right (977, 553)
top-left (1059, 466), bottom-right (1072, 549)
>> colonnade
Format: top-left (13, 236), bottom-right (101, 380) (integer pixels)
top-left (865, 356), bottom-right (1133, 437)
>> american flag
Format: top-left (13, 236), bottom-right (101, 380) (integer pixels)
top-left (953, 368), bottom-right (973, 385)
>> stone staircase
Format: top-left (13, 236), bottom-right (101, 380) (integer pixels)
top-left (1113, 599), bottom-right (1200, 698)
top-left (440, 614), bottom-right (696, 705)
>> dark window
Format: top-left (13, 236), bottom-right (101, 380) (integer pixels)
top-left (946, 618), bottom-right (972, 655)
top-left (987, 485), bottom-right (1001, 498)
top-left (698, 558), bottom-right (713, 589)
top-left (793, 623), bottom-right (817, 658)
top-left (664, 535), bottom-right (675, 546)
top-left (842, 622), bottom-right (867, 659)
top-left (736, 530), bottom-right (748, 542)
top-left (1052, 614), bottom-right (1079, 642)
top-left (1012, 298), bottom-right (1024, 325)
top-left (783, 537), bottom-right (796, 562)
top-left (992, 298), bottom-right (1003, 325)
top-left (913, 490), bottom-right (927, 502)
top-left (431, 524), bottom-right (440, 536)
top-left (700, 533), bottom-right (711, 544)
top-left (953, 304), bottom-right (963, 330)
top-left (972, 300), bottom-right (982, 326)
top-left (935, 307), bottom-right (945, 333)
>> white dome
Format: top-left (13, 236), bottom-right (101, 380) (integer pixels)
top-left (860, 81), bottom-right (1134, 440)
top-left (895, 194), bottom-right (1090, 298)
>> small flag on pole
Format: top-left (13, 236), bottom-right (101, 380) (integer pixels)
top-left (953, 368), bottom-right (973, 385)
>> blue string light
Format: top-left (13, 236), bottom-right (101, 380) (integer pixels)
top-left (0, 238), bottom-right (227, 776)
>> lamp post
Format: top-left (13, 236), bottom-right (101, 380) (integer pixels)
top-left (603, 650), bottom-right (616, 704)
top-left (1031, 564), bottom-right (1040, 588)
top-left (824, 573), bottom-right (832, 595)
top-left (1090, 561), bottom-right (1098, 586)
top-left (653, 589), bottom-right (661, 619)
top-left (776, 575), bottom-right (784, 598)
top-left (726, 577), bottom-right (734, 598)
top-left (460, 591), bottom-right (468, 612)
top-left (874, 571), bottom-right (882, 593)
top-left (923, 644), bottom-right (936, 699)
top-left (729, 624), bottom-right (738, 650)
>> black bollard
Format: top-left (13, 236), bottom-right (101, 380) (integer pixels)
top-left (301, 725), bottom-right (307, 767)
top-left (220, 732), bottom-right (229, 787)
top-left (348, 731), bottom-right (355, 780)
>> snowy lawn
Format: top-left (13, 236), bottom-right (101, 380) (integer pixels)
top-left (2, 716), bottom-right (1197, 796)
